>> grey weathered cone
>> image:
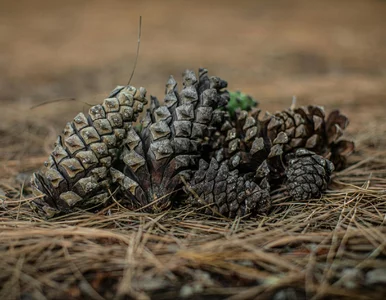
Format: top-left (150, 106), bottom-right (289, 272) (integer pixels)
top-left (31, 68), bottom-right (354, 218)
top-left (32, 85), bottom-right (147, 217)
top-left (110, 69), bottom-right (230, 212)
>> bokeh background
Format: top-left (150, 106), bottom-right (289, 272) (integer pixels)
top-left (1, 0), bottom-right (386, 166)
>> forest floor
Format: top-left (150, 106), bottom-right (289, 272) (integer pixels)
top-left (1, 0), bottom-right (386, 299)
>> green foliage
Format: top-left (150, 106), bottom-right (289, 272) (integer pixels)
top-left (227, 91), bottom-right (258, 117)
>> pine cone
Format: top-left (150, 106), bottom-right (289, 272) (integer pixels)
top-left (285, 149), bottom-right (334, 201)
top-left (263, 105), bottom-right (354, 170)
top-left (325, 111), bottom-right (355, 170)
top-left (111, 69), bottom-right (230, 212)
top-left (185, 151), bottom-right (271, 218)
top-left (31, 85), bottom-right (147, 217)
top-left (208, 104), bottom-right (353, 186)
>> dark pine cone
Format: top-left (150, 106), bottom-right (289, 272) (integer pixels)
top-left (98, 69), bottom-right (230, 212)
top-left (285, 149), bottom-right (334, 201)
top-left (185, 151), bottom-right (271, 218)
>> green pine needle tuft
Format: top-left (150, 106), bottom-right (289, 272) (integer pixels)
top-left (227, 91), bottom-right (258, 117)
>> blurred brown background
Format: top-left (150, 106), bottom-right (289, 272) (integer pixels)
top-left (1, 0), bottom-right (386, 165)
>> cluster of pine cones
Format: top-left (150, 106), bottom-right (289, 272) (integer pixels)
top-left (31, 69), bottom-right (354, 218)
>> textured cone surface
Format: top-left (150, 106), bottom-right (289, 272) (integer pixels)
top-left (113, 69), bottom-right (230, 211)
top-left (186, 154), bottom-right (271, 218)
top-left (263, 105), bottom-right (354, 170)
top-left (31, 85), bottom-right (147, 217)
top-left (211, 104), bottom-right (353, 189)
top-left (285, 149), bottom-right (334, 201)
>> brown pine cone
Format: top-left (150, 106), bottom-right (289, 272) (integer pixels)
top-left (207, 104), bottom-right (353, 187)
top-left (285, 149), bottom-right (334, 201)
top-left (111, 69), bottom-right (231, 212)
top-left (185, 152), bottom-right (271, 218)
top-left (263, 105), bottom-right (354, 170)
top-left (31, 85), bottom-right (147, 217)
